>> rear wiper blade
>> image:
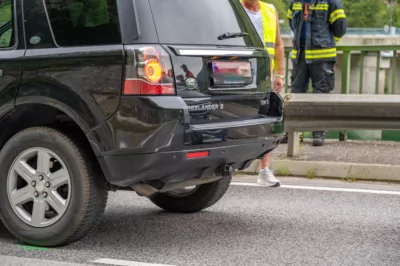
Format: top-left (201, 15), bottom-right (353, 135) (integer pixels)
top-left (218, 32), bottom-right (249, 40)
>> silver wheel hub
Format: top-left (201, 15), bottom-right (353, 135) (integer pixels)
top-left (7, 148), bottom-right (71, 228)
top-left (35, 180), bottom-right (45, 193)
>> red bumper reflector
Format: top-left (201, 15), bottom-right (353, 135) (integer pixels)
top-left (186, 151), bottom-right (209, 159)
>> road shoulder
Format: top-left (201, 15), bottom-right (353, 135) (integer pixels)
top-left (233, 175), bottom-right (400, 191)
top-left (0, 255), bottom-right (92, 266)
top-left (242, 140), bottom-right (400, 182)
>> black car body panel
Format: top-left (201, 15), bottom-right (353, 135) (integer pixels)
top-left (0, 49), bottom-right (24, 117)
top-left (17, 1), bottom-right (125, 132)
top-left (0, 0), bottom-right (24, 118)
top-left (0, 0), bottom-right (284, 187)
top-left (18, 45), bottom-right (125, 132)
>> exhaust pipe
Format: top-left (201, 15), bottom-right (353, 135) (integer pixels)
top-left (131, 165), bottom-right (232, 198)
top-left (131, 183), bottom-right (159, 198)
top-left (159, 175), bottom-right (221, 193)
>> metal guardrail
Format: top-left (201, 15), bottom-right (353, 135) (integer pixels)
top-left (283, 45), bottom-right (400, 94)
top-left (339, 45), bottom-right (399, 95)
top-left (283, 93), bottom-right (400, 156)
top-left (281, 44), bottom-right (400, 156)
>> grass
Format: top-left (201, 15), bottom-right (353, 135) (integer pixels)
top-left (276, 164), bottom-right (291, 176)
top-left (299, 143), bottom-right (305, 150)
top-left (343, 165), bottom-right (357, 182)
top-left (342, 176), bottom-right (357, 183)
top-left (306, 168), bottom-right (317, 179)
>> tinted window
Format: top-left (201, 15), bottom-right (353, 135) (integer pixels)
top-left (45, 0), bottom-right (121, 46)
top-left (0, 0), bottom-right (14, 48)
top-left (148, 0), bottom-right (262, 47)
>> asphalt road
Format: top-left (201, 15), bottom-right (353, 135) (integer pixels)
top-left (1, 178), bottom-right (400, 266)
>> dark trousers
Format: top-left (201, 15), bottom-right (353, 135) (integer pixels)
top-left (290, 49), bottom-right (335, 138)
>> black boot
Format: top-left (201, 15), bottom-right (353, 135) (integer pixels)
top-left (280, 132), bottom-right (304, 144)
top-left (312, 131), bottom-right (325, 146)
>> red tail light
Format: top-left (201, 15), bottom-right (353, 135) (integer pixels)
top-left (123, 45), bottom-right (175, 96)
top-left (186, 151), bottom-right (210, 159)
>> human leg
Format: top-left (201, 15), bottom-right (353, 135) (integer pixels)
top-left (309, 61), bottom-right (335, 146)
top-left (280, 50), bottom-right (310, 143)
top-left (290, 50), bottom-right (310, 94)
top-left (257, 153), bottom-right (280, 187)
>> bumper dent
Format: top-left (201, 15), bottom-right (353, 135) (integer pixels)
top-left (98, 137), bottom-right (281, 187)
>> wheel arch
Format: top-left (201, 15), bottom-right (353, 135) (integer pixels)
top-left (15, 96), bottom-right (91, 132)
top-left (16, 78), bottom-right (109, 131)
top-left (0, 102), bottom-right (101, 158)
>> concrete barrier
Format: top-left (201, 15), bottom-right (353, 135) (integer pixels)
top-left (241, 159), bottom-right (400, 182)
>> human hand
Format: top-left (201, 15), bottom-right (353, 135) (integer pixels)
top-left (274, 76), bottom-right (284, 93)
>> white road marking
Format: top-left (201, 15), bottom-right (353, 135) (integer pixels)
top-left (93, 258), bottom-right (174, 266)
top-left (231, 182), bottom-right (400, 195)
top-left (0, 255), bottom-right (90, 265)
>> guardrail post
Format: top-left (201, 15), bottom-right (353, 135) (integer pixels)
top-left (341, 51), bottom-right (351, 94)
top-left (391, 50), bottom-right (397, 94)
top-left (339, 131), bottom-right (348, 141)
top-left (284, 51), bottom-right (290, 93)
top-left (375, 51), bottom-right (381, 94)
top-left (339, 50), bottom-right (351, 141)
top-left (359, 51), bottom-right (365, 94)
top-left (287, 131), bottom-right (300, 157)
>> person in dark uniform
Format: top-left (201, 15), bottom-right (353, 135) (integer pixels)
top-left (286, 0), bottom-right (347, 146)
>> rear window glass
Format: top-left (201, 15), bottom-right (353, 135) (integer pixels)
top-left (0, 0), bottom-right (14, 48)
top-left (45, 0), bottom-right (121, 47)
top-left (148, 0), bottom-right (263, 47)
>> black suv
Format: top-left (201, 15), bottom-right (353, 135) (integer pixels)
top-left (0, 0), bottom-right (283, 247)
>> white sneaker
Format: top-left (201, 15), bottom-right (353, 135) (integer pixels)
top-left (257, 168), bottom-right (281, 187)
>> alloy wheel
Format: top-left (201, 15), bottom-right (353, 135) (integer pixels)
top-left (7, 148), bottom-right (71, 228)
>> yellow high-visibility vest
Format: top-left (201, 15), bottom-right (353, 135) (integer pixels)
top-left (259, 2), bottom-right (277, 71)
top-left (241, 1), bottom-right (277, 71)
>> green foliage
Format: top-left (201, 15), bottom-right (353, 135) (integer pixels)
top-left (392, 5), bottom-right (400, 27)
top-left (261, 0), bottom-right (289, 26)
top-left (342, 0), bottom-right (391, 28)
top-left (263, 0), bottom-right (400, 28)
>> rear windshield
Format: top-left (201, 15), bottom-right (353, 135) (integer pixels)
top-left (148, 0), bottom-right (263, 47)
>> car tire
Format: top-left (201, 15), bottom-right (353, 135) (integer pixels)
top-left (149, 175), bottom-right (232, 213)
top-left (0, 127), bottom-right (108, 247)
